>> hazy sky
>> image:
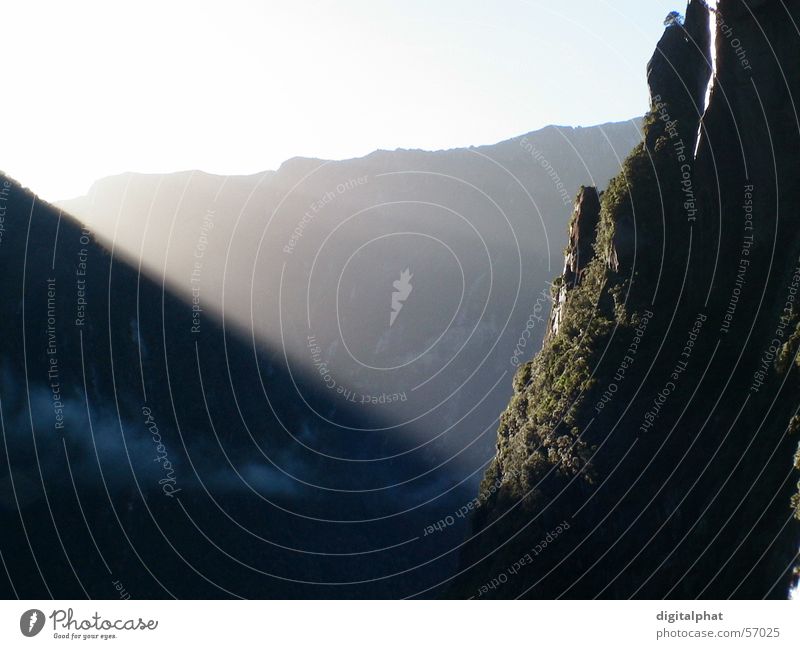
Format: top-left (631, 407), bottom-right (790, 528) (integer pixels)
top-left (2, 0), bottom-right (687, 201)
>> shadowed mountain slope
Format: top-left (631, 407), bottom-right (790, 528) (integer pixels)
top-left (0, 175), bottom-right (486, 598)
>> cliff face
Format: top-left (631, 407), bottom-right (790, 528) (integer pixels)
top-left (547, 186), bottom-right (601, 340)
top-left (646, 0), bottom-right (712, 153)
top-left (453, 0), bottom-right (800, 598)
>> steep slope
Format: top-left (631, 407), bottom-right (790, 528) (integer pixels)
top-left (0, 174), bottom-right (482, 598)
top-left (451, 0), bottom-right (800, 599)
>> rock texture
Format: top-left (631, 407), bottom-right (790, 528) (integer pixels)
top-left (646, 0), bottom-right (713, 153)
top-left (547, 186), bottom-right (601, 340)
top-left (451, 0), bottom-right (800, 599)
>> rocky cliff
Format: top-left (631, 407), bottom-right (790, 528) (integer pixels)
top-left (546, 185), bottom-right (601, 341)
top-left (452, 0), bottom-right (800, 598)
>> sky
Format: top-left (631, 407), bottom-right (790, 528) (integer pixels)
top-left (1, 0), bottom-right (688, 201)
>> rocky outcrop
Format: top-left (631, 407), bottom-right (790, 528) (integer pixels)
top-left (547, 186), bottom-right (601, 339)
top-left (452, 0), bottom-right (800, 599)
top-left (563, 186), bottom-right (602, 289)
top-left (646, 0), bottom-right (712, 152)
top-left (603, 1), bottom-right (711, 280)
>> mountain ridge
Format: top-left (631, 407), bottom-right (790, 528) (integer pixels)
top-left (58, 117), bottom-right (643, 204)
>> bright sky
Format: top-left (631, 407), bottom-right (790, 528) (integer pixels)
top-left (1, 0), bottom-right (686, 201)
